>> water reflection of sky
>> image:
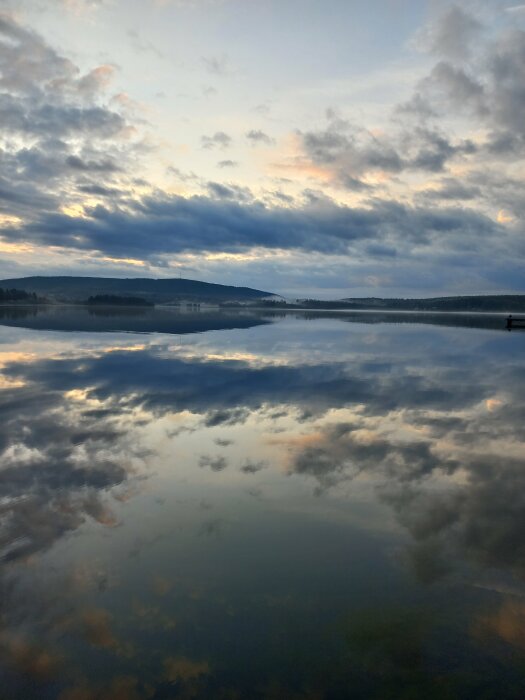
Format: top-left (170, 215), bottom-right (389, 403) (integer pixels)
top-left (1, 312), bottom-right (525, 699)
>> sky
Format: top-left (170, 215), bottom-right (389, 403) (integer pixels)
top-left (0, 0), bottom-right (524, 298)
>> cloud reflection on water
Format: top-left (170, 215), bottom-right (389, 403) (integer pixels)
top-left (0, 313), bottom-right (524, 697)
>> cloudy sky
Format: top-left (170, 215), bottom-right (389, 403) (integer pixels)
top-left (0, 0), bottom-right (524, 297)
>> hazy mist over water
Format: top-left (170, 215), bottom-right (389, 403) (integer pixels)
top-left (1, 310), bottom-right (525, 699)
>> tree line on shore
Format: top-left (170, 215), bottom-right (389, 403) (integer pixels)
top-left (87, 294), bottom-right (154, 306)
top-left (0, 288), bottom-right (38, 303)
top-left (0, 288), bottom-right (154, 306)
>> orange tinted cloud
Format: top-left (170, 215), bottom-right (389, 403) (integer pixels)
top-left (81, 608), bottom-right (119, 651)
top-left (59, 675), bottom-right (144, 700)
top-left (59, 685), bottom-right (97, 700)
top-left (477, 600), bottom-right (525, 652)
top-left (0, 635), bottom-right (62, 682)
top-left (271, 157), bottom-right (334, 183)
top-left (99, 676), bottom-right (143, 700)
top-left (79, 608), bottom-right (135, 658)
top-left (164, 655), bottom-right (210, 683)
top-left (152, 575), bottom-right (173, 596)
top-left (267, 133), bottom-right (334, 184)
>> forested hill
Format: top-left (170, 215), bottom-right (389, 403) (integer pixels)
top-left (0, 276), bottom-right (276, 304)
top-left (338, 295), bottom-right (525, 312)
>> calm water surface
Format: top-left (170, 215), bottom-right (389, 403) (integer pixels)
top-left (1, 308), bottom-right (524, 699)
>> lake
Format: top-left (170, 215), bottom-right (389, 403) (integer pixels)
top-left (1, 307), bottom-right (524, 699)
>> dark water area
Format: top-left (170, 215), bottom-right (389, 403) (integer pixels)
top-left (0, 305), bottom-right (271, 335)
top-left (0, 304), bottom-right (513, 334)
top-left (0, 310), bottom-right (524, 699)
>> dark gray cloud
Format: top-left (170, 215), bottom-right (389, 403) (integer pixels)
top-left (0, 189), bottom-right (504, 261)
top-left (77, 183), bottom-right (123, 197)
top-left (293, 6), bottom-right (525, 240)
top-left (416, 5), bottom-right (483, 62)
top-left (0, 383), bottom-right (142, 564)
top-left (127, 28), bottom-right (165, 59)
top-left (0, 13), bottom-right (125, 140)
top-left (298, 118), bottom-right (477, 189)
top-left (204, 408), bottom-right (251, 426)
top-left (206, 181), bottom-right (252, 201)
top-left (416, 178), bottom-right (481, 203)
top-left (0, 12), bottom-right (135, 221)
top-left (381, 451), bottom-right (525, 582)
top-left (201, 131), bottom-right (232, 149)
top-left (167, 166), bottom-right (200, 183)
top-left (199, 517), bottom-right (228, 537)
top-left (65, 155), bottom-right (121, 173)
top-left (198, 454), bottom-right (228, 471)
top-left (290, 422), bottom-right (449, 492)
top-left (0, 96), bottom-right (126, 138)
top-left (409, 24), bottom-right (525, 148)
top-left (202, 84), bottom-right (217, 97)
top-left (417, 61), bottom-right (487, 118)
top-left (214, 438), bottom-right (234, 447)
top-left (299, 121), bottom-right (402, 189)
top-left (201, 54), bottom-right (229, 76)
top-left (0, 14), bottom-right (73, 94)
top-left (246, 129), bottom-right (275, 146)
top-left (0, 172), bottom-right (57, 215)
top-left (240, 460), bottom-right (267, 474)
top-left (285, 404), bottom-right (525, 582)
top-left (416, 169), bottom-right (525, 221)
top-left (403, 127), bottom-right (476, 173)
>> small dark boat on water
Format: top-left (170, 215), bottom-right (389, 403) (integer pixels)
top-left (506, 315), bottom-right (525, 330)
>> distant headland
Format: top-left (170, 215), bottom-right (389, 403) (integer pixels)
top-left (0, 276), bottom-right (278, 305)
top-left (0, 276), bottom-right (524, 313)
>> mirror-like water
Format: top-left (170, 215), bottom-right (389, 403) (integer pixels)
top-left (1, 308), bottom-right (524, 699)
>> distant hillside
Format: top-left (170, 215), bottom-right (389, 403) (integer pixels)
top-left (0, 276), bottom-right (277, 304)
top-left (338, 295), bottom-right (525, 312)
top-left (259, 295), bottom-right (525, 312)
